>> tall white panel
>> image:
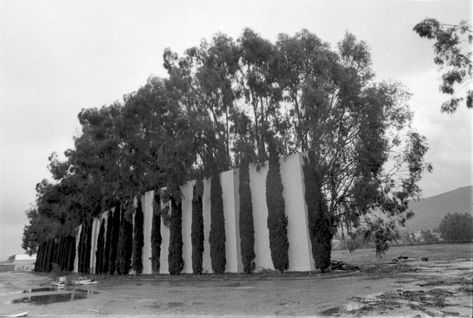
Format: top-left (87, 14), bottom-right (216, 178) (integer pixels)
top-left (202, 178), bottom-right (212, 273)
top-left (73, 225), bottom-right (82, 273)
top-left (221, 170), bottom-right (240, 273)
top-left (90, 217), bottom-right (100, 273)
top-left (233, 169), bottom-right (243, 272)
top-left (159, 199), bottom-right (170, 274)
top-left (142, 191), bottom-right (154, 274)
top-left (249, 163), bottom-right (274, 271)
top-left (181, 181), bottom-right (194, 274)
top-left (280, 153), bottom-right (314, 271)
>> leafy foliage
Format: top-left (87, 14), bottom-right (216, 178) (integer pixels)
top-left (102, 211), bottom-right (113, 274)
top-left (302, 153), bottom-right (333, 272)
top-left (210, 172), bottom-right (226, 274)
top-left (239, 158), bottom-right (255, 273)
top-left (168, 197), bottom-right (184, 275)
top-left (24, 28), bottom-right (431, 272)
top-left (108, 203), bottom-right (121, 275)
top-left (117, 208), bottom-right (133, 275)
top-left (151, 193), bottom-right (162, 274)
top-left (191, 179), bottom-right (204, 274)
top-left (438, 213), bottom-right (473, 243)
top-left (95, 219), bottom-right (105, 273)
top-left (132, 199), bottom-right (144, 274)
top-left (265, 145), bottom-right (289, 273)
top-left (413, 18), bottom-right (472, 112)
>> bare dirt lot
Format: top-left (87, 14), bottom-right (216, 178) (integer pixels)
top-left (1, 243), bottom-right (471, 317)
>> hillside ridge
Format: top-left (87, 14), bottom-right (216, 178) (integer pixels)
top-left (405, 185), bottom-right (472, 232)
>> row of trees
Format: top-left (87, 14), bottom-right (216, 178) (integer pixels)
top-left (24, 28), bottom-right (430, 273)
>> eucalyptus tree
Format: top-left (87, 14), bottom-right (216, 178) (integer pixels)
top-left (275, 31), bottom-right (431, 269)
top-left (413, 18), bottom-right (472, 112)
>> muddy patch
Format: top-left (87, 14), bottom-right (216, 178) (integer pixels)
top-left (7, 292), bottom-right (89, 305)
top-left (5, 287), bottom-right (99, 306)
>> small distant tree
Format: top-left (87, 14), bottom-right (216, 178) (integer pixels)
top-left (420, 229), bottom-right (440, 243)
top-left (362, 218), bottom-right (400, 258)
top-left (438, 212), bottom-right (473, 243)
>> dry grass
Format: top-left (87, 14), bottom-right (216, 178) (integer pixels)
top-left (332, 242), bottom-right (473, 265)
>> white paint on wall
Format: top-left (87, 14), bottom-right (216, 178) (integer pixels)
top-left (141, 191), bottom-right (153, 274)
top-left (202, 177), bottom-right (212, 273)
top-left (90, 217), bottom-right (100, 273)
top-left (280, 153), bottom-right (314, 271)
top-left (233, 169), bottom-right (243, 272)
top-left (73, 152), bottom-right (317, 274)
top-left (73, 224), bottom-right (82, 272)
top-left (249, 162), bottom-right (274, 271)
top-left (221, 170), bottom-right (239, 273)
top-left (181, 181), bottom-right (194, 274)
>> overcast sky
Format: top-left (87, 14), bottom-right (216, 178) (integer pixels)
top-left (0, 0), bottom-right (471, 260)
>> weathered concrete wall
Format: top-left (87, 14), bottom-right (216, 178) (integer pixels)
top-left (74, 152), bottom-right (315, 274)
top-left (89, 217), bottom-right (100, 273)
top-left (159, 200), bottom-right (170, 274)
top-left (249, 162), bottom-right (274, 271)
top-left (201, 177), bottom-right (212, 273)
top-left (73, 224), bottom-right (82, 272)
top-left (141, 191), bottom-right (154, 274)
top-left (221, 169), bottom-right (241, 273)
top-left (280, 153), bottom-right (314, 271)
top-left (181, 181), bottom-right (194, 274)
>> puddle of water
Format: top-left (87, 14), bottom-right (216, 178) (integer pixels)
top-left (22, 287), bottom-right (98, 294)
top-left (7, 288), bottom-right (99, 305)
top-left (23, 287), bottom-right (57, 293)
top-left (7, 292), bottom-right (89, 305)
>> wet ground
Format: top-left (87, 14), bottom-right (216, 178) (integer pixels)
top-left (0, 244), bottom-right (471, 316)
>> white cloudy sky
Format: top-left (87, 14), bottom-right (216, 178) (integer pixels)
top-left (0, 0), bottom-right (471, 260)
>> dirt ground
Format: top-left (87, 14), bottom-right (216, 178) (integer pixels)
top-left (0, 243), bottom-right (471, 317)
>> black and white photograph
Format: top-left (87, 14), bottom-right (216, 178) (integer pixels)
top-left (0, 0), bottom-right (472, 316)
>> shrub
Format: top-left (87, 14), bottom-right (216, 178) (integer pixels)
top-left (302, 153), bottom-right (332, 272)
top-left (168, 197), bottom-right (184, 275)
top-left (439, 212), bottom-right (473, 243)
top-left (84, 219), bottom-right (93, 274)
top-left (239, 158), bottom-right (255, 273)
top-left (95, 219), bottom-right (105, 273)
top-left (66, 236), bottom-right (76, 272)
top-left (118, 206), bottom-right (133, 275)
top-left (151, 193), bottom-right (162, 274)
top-left (77, 225), bottom-right (85, 273)
top-left (191, 179), bottom-right (204, 275)
top-left (133, 199), bottom-right (144, 274)
top-left (103, 211), bottom-right (113, 273)
top-left (35, 241), bottom-right (45, 272)
top-left (108, 202), bottom-right (121, 275)
top-left (265, 145), bottom-right (289, 273)
top-left (210, 172), bottom-right (226, 274)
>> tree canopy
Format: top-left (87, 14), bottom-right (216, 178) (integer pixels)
top-left (23, 28), bottom-right (430, 263)
top-left (413, 18), bottom-right (472, 112)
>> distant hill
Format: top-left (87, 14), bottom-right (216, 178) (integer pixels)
top-left (405, 186), bottom-right (473, 232)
